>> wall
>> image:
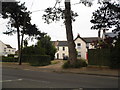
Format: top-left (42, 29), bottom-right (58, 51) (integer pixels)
top-left (74, 38), bottom-right (87, 59)
top-left (0, 40), bottom-right (6, 56)
top-left (55, 46), bottom-right (69, 59)
top-left (0, 40), bottom-right (16, 56)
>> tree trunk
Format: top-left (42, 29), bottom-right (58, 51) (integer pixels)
top-left (64, 0), bottom-right (77, 65)
top-left (16, 24), bottom-right (21, 65)
top-left (19, 14), bottom-right (26, 65)
top-left (19, 30), bottom-right (24, 65)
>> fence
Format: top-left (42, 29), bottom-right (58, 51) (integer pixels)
top-left (88, 49), bottom-right (111, 66)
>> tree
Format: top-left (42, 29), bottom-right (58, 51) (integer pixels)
top-left (37, 35), bottom-right (57, 60)
top-left (42, 0), bottom-right (97, 65)
top-left (90, 2), bottom-right (120, 38)
top-left (1, 2), bottom-right (45, 65)
top-left (42, 0), bottom-right (95, 65)
top-left (22, 35), bottom-right (57, 60)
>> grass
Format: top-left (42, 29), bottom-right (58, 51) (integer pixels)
top-left (51, 60), bottom-right (61, 65)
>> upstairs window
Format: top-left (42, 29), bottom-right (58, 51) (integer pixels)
top-left (77, 43), bottom-right (81, 49)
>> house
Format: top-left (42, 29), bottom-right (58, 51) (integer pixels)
top-left (53, 34), bottom-right (98, 60)
top-left (102, 31), bottom-right (120, 39)
top-left (0, 40), bottom-right (16, 56)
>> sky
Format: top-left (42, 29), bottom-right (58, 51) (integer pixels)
top-left (0, 0), bottom-right (102, 49)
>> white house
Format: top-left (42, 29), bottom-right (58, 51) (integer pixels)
top-left (53, 34), bottom-right (98, 60)
top-left (0, 40), bottom-right (16, 56)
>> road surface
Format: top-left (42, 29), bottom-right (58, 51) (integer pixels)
top-left (1, 67), bottom-right (118, 89)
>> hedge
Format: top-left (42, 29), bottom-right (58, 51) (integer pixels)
top-left (22, 55), bottom-right (51, 66)
top-left (2, 56), bottom-right (18, 62)
top-left (62, 59), bottom-right (88, 69)
top-left (88, 49), bottom-right (111, 66)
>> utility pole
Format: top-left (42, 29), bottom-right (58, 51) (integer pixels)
top-left (64, 0), bottom-right (77, 65)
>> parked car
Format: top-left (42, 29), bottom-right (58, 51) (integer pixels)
top-left (63, 56), bottom-right (68, 60)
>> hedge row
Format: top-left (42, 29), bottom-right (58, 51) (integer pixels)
top-left (88, 49), bottom-right (111, 66)
top-left (22, 55), bottom-right (51, 66)
top-left (2, 56), bottom-right (18, 62)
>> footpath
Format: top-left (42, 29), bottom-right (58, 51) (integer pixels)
top-left (2, 60), bottom-right (119, 77)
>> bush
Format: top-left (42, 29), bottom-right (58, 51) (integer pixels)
top-left (2, 56), bottom-right (18, 62)
top-left (8, 54), bottom-right (14, 57)
top-left (21, 55), bottom-right (29, 62)
top-left (62, 59), bottom-right (88, 69)
top-left (22, 55), bottom-right (51, 66)
top-left (109, 48), bottom-right (120, 69)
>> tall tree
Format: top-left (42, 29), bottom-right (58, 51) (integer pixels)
top-left (1, 2), bottom-right (45, 65)
top-left (2, 2), bottom-right (28, 65)
top-left (64, 0), bottom-right (77, 64)
top-left (90, 1), bottom-right (120, 38)
top-left (42, 0), bottom-right (93, 65)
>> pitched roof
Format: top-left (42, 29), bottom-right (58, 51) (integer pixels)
top-left (5, 44), bottom-right (12, 48)
top-left (52, 41), bottom-right (68, 46)
top-left (58, 41), bottom-right (68, 46)
top-left (83, 37), bottom-right (99, 43)
top-left (104, 32), bottom-right (118, 38)
top-left (52, 37), bottom-right (99, 46)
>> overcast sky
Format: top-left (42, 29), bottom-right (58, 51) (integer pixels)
top-left (0, 0), bottom-right (102, 49)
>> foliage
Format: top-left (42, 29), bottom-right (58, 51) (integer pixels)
top-left (8, 54), bottom-right (14, 57)
top-left (88, 49), bottom-right (111, 66)
top-left (62, 59), bottom-right (88, 69)
top-left (2, 56), bottom-right (18, 62)
top-left (28, 55), bottom-right (51, 66)
top-left (22, 35), bottom-right (57, 60)
top-left (91, 37), bottom-right (114, 49)
top-left (42, 7), bottom-right (78, 24)
top-left (37, 35), bottom-right (57, 60)
top-left (90, 2), bottom-right (120, 33)
top-left (22, 45), bottom-right (46, 56)
top-left (23, 39), bottom-right (28, 47)
top-left (110, 34), bottom-right (120, 69)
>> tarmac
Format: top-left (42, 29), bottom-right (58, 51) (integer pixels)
top-left (1, 60), bottom-right (119, 77)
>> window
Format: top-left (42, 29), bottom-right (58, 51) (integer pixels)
top-left (77, 43), bottom-right (81, 46)
top-left (63, 47), bottom-right (65, 51)
top-left (63, 53), bottom-right (65, 59)
top-left (78, 52), bottom-right (81, 57)
top-left (77, 43), bottom-right (81, 49)
top-left (57, 53), bottom-right (59, 59)
top-left (4, 49), bottom-right (6, 52)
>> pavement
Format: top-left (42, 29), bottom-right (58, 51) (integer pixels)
top-left (1, 60), bottom-right (119, 77)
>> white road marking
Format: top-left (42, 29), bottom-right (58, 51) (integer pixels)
top-left (0, 79), bottom-right (23, 83)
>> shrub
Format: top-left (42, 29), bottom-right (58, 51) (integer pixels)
top-left (8, 54), bottom-right (14, 57)
top-left (22, 55), bottom-right (51, 66)
top-left (21, 55), bottom-right (29, 62)
top-left (2, 56), bottom-right (18, 62)
top-left (109, 48), bottom-right (120, 69)
top-left (62, 59), bottom-right (88, 69)
top-left (29, 55), bottom-right (51, 66)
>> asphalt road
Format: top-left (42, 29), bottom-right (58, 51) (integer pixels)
top-left (1, 67), bottom-right (119, 89)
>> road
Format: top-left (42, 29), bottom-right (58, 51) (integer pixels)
top-left (1, 67), bottom-right (118, 89)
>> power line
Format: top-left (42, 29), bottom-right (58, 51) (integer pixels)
top-left (30, 0), bottom-right (34, 10)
